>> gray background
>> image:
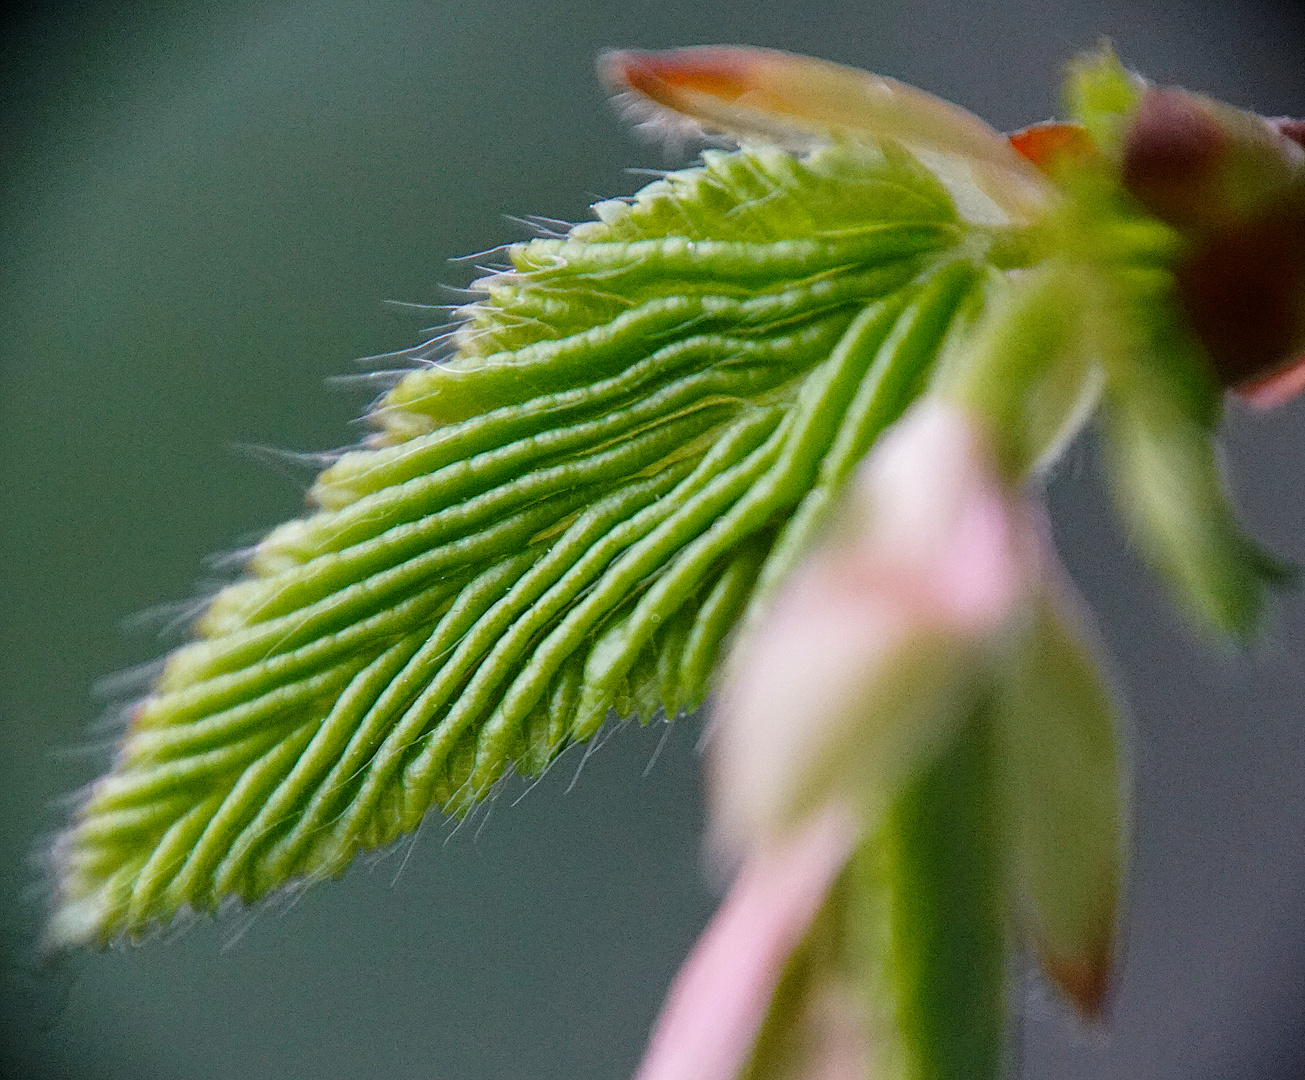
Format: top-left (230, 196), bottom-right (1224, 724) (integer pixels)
top-left (3, 1), bottom-right (1304, 1077)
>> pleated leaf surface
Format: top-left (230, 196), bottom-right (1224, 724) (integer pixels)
top-left (51, 138), bottom-right (1000, 946)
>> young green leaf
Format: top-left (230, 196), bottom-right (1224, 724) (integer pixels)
top-left (997, 589), bottom-right (1126, 1018)
top-left (50, 138), bottom-right (997, 948)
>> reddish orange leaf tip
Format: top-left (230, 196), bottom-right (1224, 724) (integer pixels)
top-left (1008, 121), bottom-right (1097, 173)
top-left (1031, 901), bottom-right (1119, 1023)
top-left (600, 46), bottom-right (1052, 223)
top-left (600, 47), bottom-right (761, 106)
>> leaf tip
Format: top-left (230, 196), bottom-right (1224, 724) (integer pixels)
top-left (1037, 936), bottom-right (1116, 1022)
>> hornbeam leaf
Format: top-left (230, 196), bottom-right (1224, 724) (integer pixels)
top-left (51, 138), bottom-right (1013, 948)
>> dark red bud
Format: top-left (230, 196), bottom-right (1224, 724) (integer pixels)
top-left (1176, 199), bottom-right (1305, 388)
top-left (1120, 93), bottom-right (1305, 392)
top-left (1121, 88), bottom-right (1228, 229)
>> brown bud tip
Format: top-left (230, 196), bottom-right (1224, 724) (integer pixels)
top-left (1121, 88), bottom-right (1228, 228)
top-left (1041, 950), bottom-right (1114, 1022)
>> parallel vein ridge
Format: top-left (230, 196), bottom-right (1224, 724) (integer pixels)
top-left (51, 138), bottom-right (1001, 946)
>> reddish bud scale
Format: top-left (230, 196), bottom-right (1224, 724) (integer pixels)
top-left (1272, 118), bottom-right (1305, 151)
top-left (1237, 354), bottom-right (1305, 409)
top-left (1120, 89), bottom-right (1230, 231)
top-left (1008, 121), bottom-right (1097, 174)
top-left (1116, 88), bottom-right (1305, 392)
top-left (607, 47), bottom-right (758, 103)
top-left (1177, 198), bottom-right (1305, 389)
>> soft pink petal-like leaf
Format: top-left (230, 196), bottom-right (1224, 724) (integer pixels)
top-left (635, 806), bottom-right (859, 1080)
top-left (711, 401), bottom-right (1036, 856)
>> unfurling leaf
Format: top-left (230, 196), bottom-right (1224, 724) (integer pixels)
top-left (705, 401), bottom-right (1032, 1080)
top-left (997, 588), bottom-right (1126, 1018)
top-left (1102, 342), bottom-right (1294, 638)
top-left (51, 138), bottom-right (997, 948)
top-left (709, 401), bottom-right (1037, 859)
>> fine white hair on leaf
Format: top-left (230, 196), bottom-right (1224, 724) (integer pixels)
top-left (437, 284), bottom-right (488, 301)
top-left (119, 596), bottom-right (216, 643)
top-left (563, 715), bottom-right (629, 796)
top-left (643, 719), bottom-right (675, 778)
top-left (381, 298), bottom-right (461, 313)
top-left (204, 544), bottom-right (262, 572)
top-left (607, 88), bottom-right (735, 159)
top-left (387, 816), bottom-right (428, 887)
top-left (230, 441), bottom-right (347, 481)
top-left (90, 657), bottom-right (168, 703)
top-left (503, 214), bottom-right (573, 239)
top-left (217, 899), bottom-right (264, 953)
top-left (447, 243), bottom-right (515, 265)
top-left (402, 329), bottom-right (464, 364)
top-left (472, 787), bottom-right (501, 842)
top-left (510, 739), bottom-right (583, 808)
top-left (324, 370), bottom-right (410, 392)
top-left (350, 339), bottom-right (443, 365)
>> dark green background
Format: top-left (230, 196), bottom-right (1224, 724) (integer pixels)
top-left (3, 1), bottom-right (1305, 1077)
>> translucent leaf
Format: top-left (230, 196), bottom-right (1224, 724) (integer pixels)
top-left (997, 591), bottom-right (1126, 1018)
top-left (50, 138), bottom-right (1001, 947)
top-left (1063, 44), bottom-right (1144, 161)
top-left (1102, 319), bottom-right (1293, 638)
top-left (1104, 394), bottom-right (1293, 637)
